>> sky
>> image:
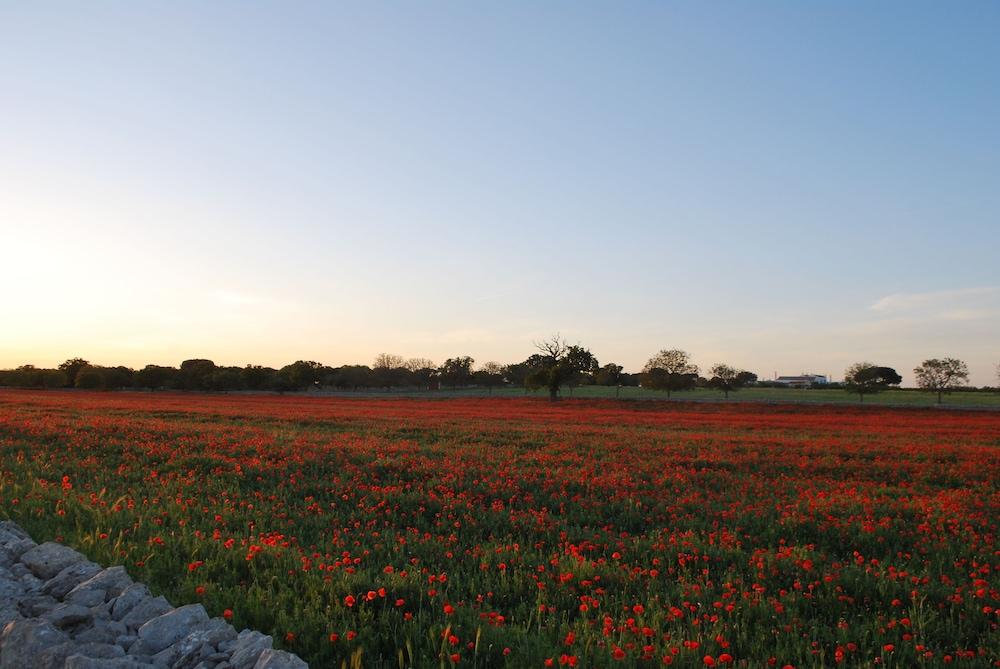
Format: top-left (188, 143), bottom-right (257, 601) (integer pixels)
top-left (2, 2), bottom-right (998, 385)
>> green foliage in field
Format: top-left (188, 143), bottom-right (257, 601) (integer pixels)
top-left (0, 393), bottom-right (997, 667)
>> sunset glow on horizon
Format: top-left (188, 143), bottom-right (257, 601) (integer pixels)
top-left (2, 3), bottom-right (999, 384)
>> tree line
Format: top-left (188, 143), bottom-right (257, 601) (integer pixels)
top-left (0, 335), bottom-right (992, 404)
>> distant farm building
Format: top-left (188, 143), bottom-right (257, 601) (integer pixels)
top-left (773, 374), bottom-right (828, 389)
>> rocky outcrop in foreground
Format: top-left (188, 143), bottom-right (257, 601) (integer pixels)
top-left (0, 521), bottom-right (307, 669)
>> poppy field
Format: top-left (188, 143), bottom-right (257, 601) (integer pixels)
top-left (0, 390), bottom-right (997, 668)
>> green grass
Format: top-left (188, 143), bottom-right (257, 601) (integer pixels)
top-left (311, 385), bottom-right (1000, 408)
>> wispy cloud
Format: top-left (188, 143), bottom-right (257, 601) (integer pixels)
top-left (870, 286), bottom-right (1000, 312)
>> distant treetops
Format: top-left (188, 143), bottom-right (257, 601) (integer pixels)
top-left (0, 335), bottom-right (987, 404)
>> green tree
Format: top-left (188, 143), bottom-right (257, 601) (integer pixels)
top-left (563, 345), bottom-right (598, 396)
top-left (179, 359), bottom-right (217, 391)
top-left (438, 356), bottom-right (475, 388)
top-left (913, 358), bottom-right (969, 403)
top-left (280, 360), bottom-right (326, 390)
top-left (136, 365), bottom-right (178, 390)
top-left (240, 365), bottom-right (274, 391)
top-left (502, 362), bottom-right (533, 393)
top-left (475, 361), bottom-right (505, 394)
top-left (75, 366), bottom-right (105, 390)
top-left (372, 354), bottom-right (406, 391)
top-left (58, 358), bottom-right (90, 388)
top-left (708, 363), bottom-right (754, 399)
top-left (843, 362), bottom-right (902, 402)
top-left (642, 349), bottom-right (699, 399)
top-left (334, 365), bottom-right (374, 391)
top-left (102, 366), bottom-right (135, 389)
top-left (209, 366), bottom-right (244, 391)
top-left (594, 363), bottom-right (624, 387)
top-left (525, 335), bottom-right (595, 401)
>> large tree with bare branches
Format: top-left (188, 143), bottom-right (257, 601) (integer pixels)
top-left (913, 358), bottom-right (969, 403)
top-left (525, 334), bottom-right (596, 401)
top-left (642, 349), bottom-right (699, 399)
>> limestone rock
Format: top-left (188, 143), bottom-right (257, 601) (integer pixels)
top-left (73, 640), bottom-right (127, 658)
top-left (65, 656), bottom-right (157, 669)
top-left (66, 565), bottom-right (133, 604)
top-left (0, 619), bottom-right (69, 669)
top-left (176, 617), bottom-right (237, 655)
top-left (0, 521), bottom-right (30, 542)
top-left (16, 594), bottom-right (57, 617)
top-left (6, 564), bottom-right (29, 580)
top-left (0, 574), bottom-right (23, 604)
top-left (0, 607), bottom-right (20, 629)
top-left (228, 630), bottom-right (273, 669)
top-left (1, 527), bottom-right (308, 669)
top-left (18, 570), bottom-right (43, 593)
top-left (35, 640), bottom-right (79, 669)
top-left (42, 560), bottom-right (102, 599)
top-left (75, 623), bottom-right (120, 645)
top-left (43, 602), bottom-right (93, 629)
top-left (112, 583), bottom-right (151, 621)
top-left (66, 587), bottom-right (106, 608)
top-left (253, 649), bottom-right (309, 669)
top-left (135, 603), bottom-right (209, 654)
top-left (150, 640), bottom-right (182, 668)
top-left (121, 595), bottom-right (172, 632)
top-left (0, 538), bottom-right (36, 570)
top-left (19, 542), bottom-right (86, 580)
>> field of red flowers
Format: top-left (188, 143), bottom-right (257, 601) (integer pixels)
top-left (0, 390), bottom-right (997, 668)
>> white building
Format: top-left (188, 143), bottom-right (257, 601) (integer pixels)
top-left (773, 374), bottom-right (828, 389)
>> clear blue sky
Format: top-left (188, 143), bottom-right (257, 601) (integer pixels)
top-left (2, 2), bottom-right (998, 384)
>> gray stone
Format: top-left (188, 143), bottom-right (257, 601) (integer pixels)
top-left (173, 640), bottom-right (214, 669)
top-left (228, 630), bottom-right (273, 669)
top-left (120, 596), bottom-right (171, 632)
top-left (66, 565), bottom-right (133, 603)
top-left (0, 619), bottom-right (69, 669)
top-left (1, 527), bottom-right (307, 669)
top-left (0, 538), bottom-right (35, 569)
top-left (6, 564), bottom-right (29, 580)
top-left (35, 640), bottom-right (78, 669)
top-left (253, 649), bottom-right (308, 669)
top-left (70, 641), bottom-right (126, 659)
top-left (135, 603), bottom-right (209, 654)
top-left (112, 583), bottom-right (151, 621)
top-left (66, 586), bottom-right (106, 608)
top-left (19, 542), bottom-right (86, 580)
top-left (17, 571), bottom-right (43, 593)
top-left (150, 641), bottom-right (182, 667)
top-left (0, 521), bottom-right (30, 542)
top-left (174, 617), bottom-right (237, 657)
top-left (0, 575), bottom-right (23, 603)
top-left (65, 656), bottom-right (157, 669)
top-left (91, 600), bottom-right (113, 622)
top-left (43, 602), bottom-right (93, 629)
top-left (75, 623), bottom-right (120, 645)
top-left (16, 594), bottom-right (57, 617)
top-left (0, 606), bottom-right (20, 629)
top-left (41, 559), bottom-right (102, 599)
